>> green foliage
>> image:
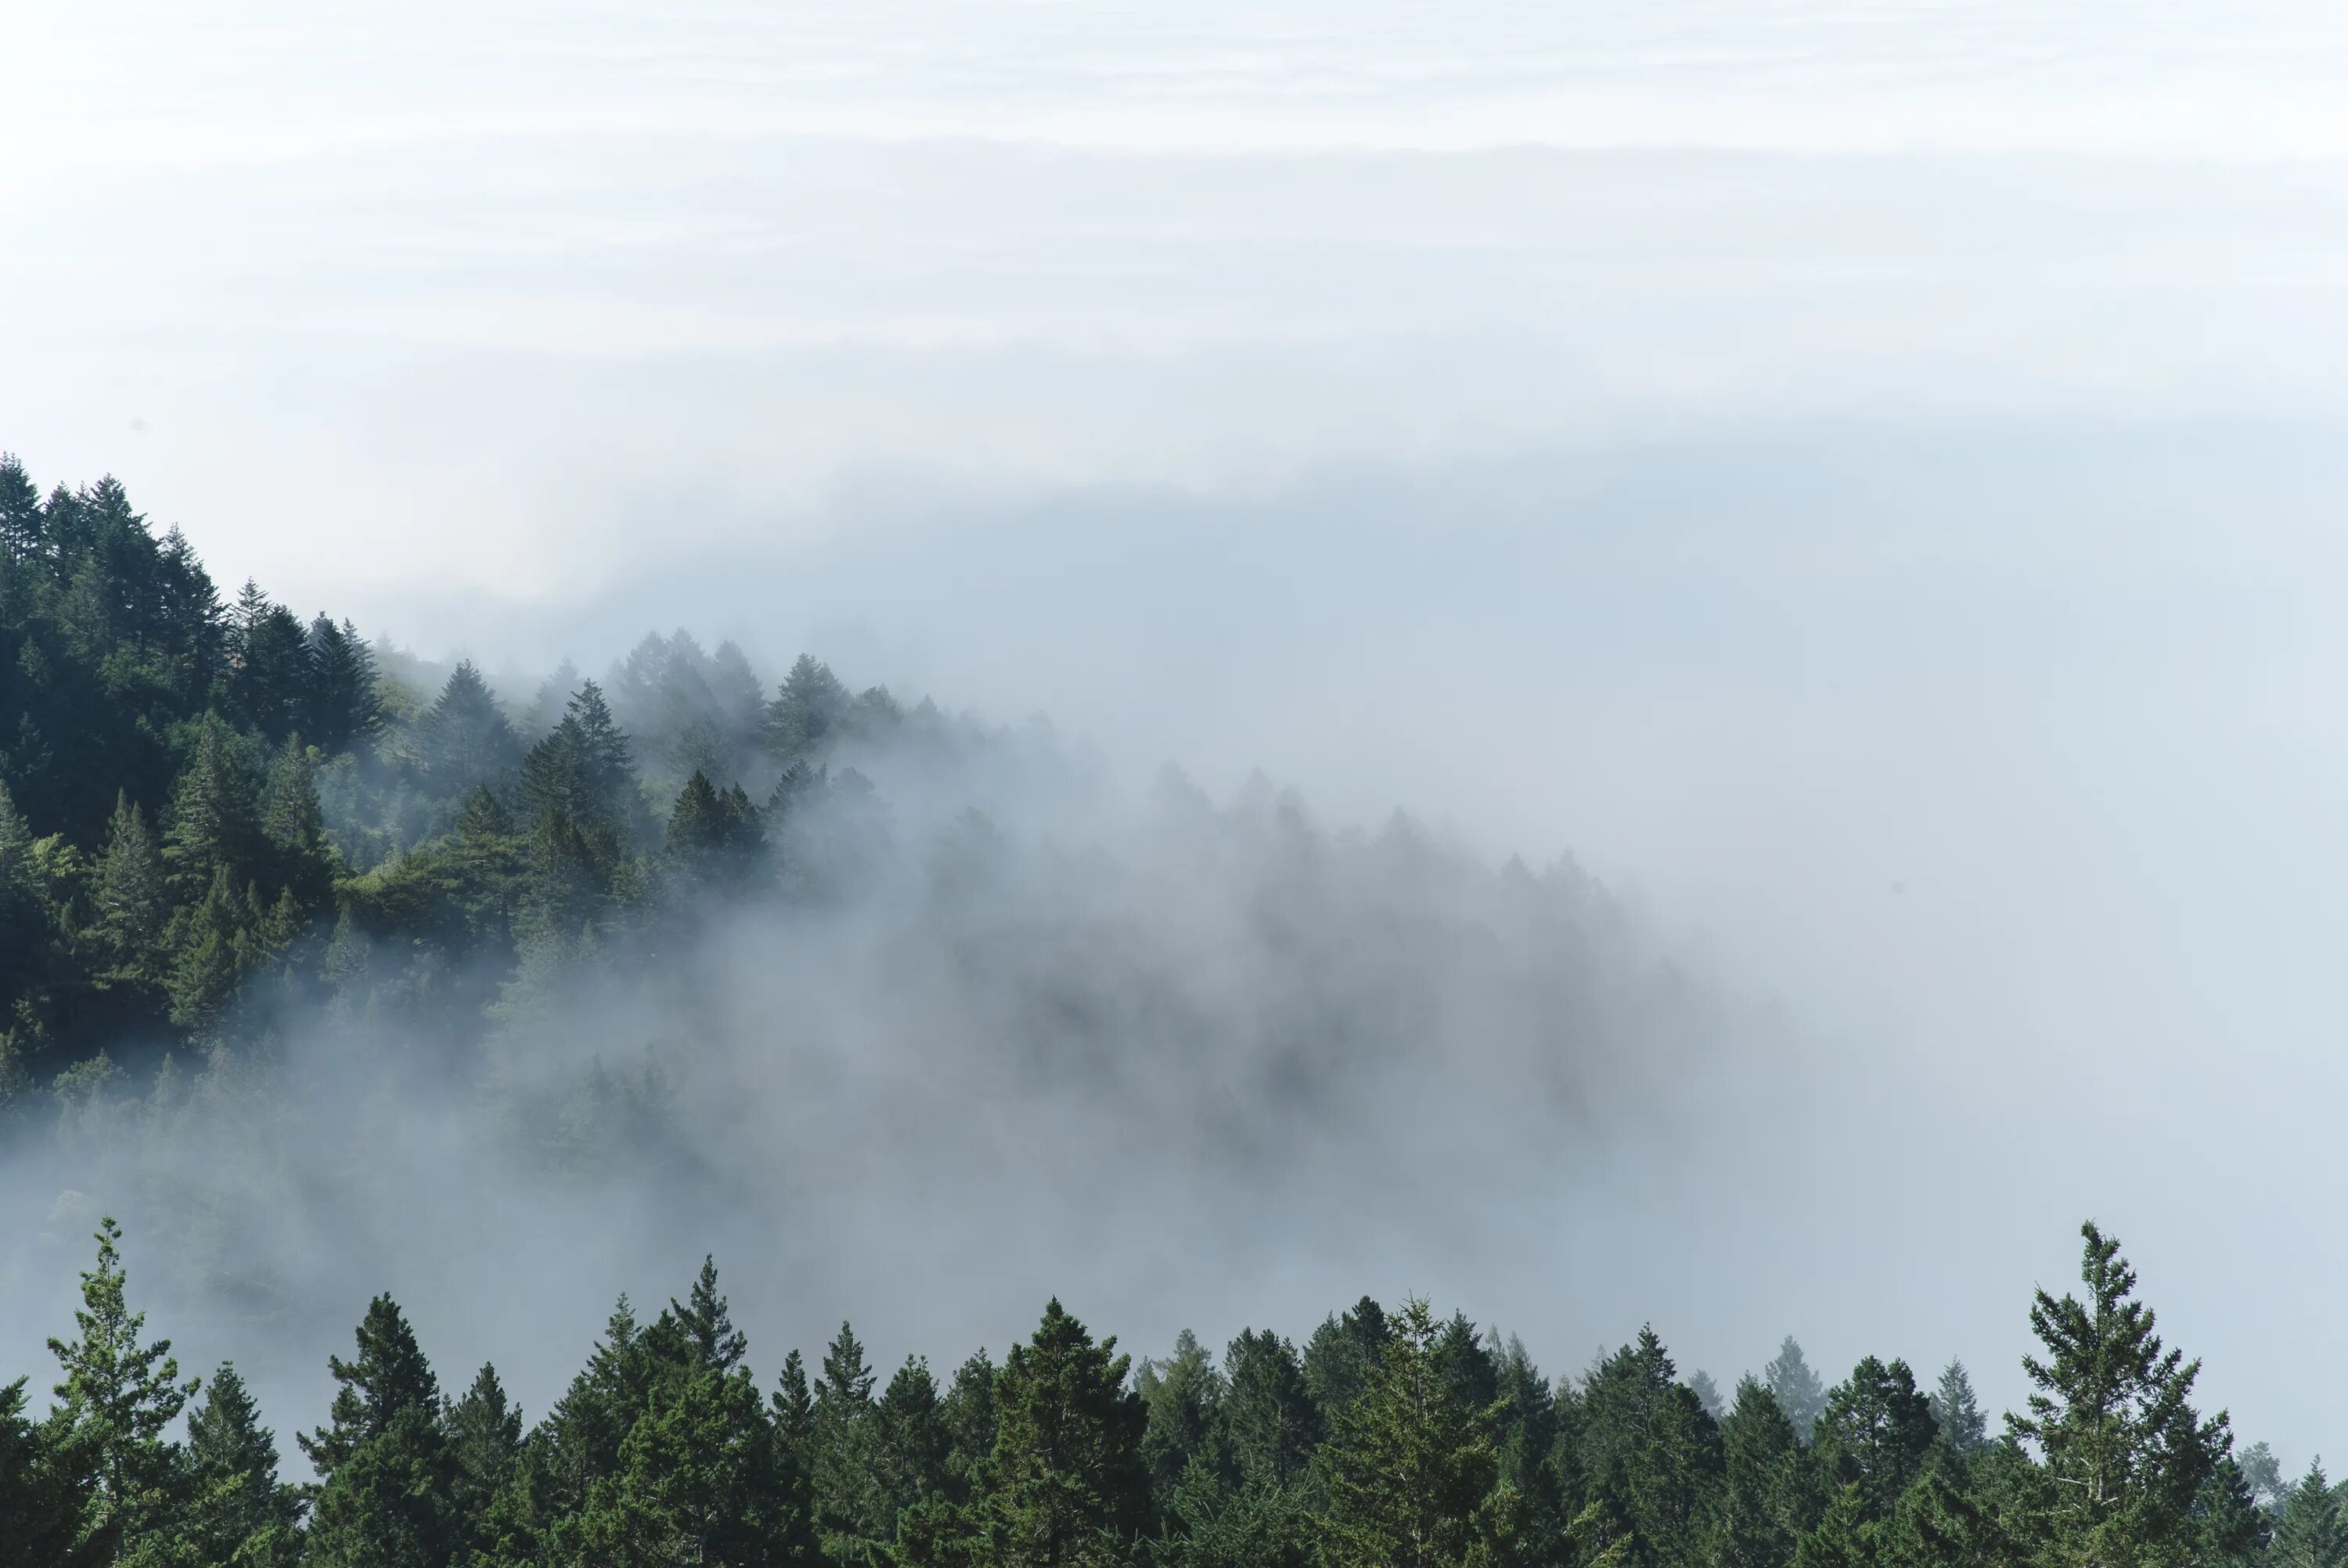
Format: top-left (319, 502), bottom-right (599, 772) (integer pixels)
top-left (1315, 1297), bottom-right (1509, 1568)
top-left (2006, 1221), bottom-right (2234, 1567)
top-left (180, 1362), bottom-right (304, 1566)
top-left (981, 1299), bottom-right (1151, 1568)
top-left (299, 1293), bottom-right (460, 1568)
top-left (45, 1215), bottom-right (199, 1564)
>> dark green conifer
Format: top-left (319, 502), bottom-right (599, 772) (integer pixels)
top-left (981, 1300), bottom-right (1151, 1568)
top-left (181, 1361), bottom-right (303, 1566)
top-left (45, 1217), bottom-right (198, 1563)
top-left (2006, 1221), bottom-right (2232, 1566)
top-left (300, 1293), bottom-right (459, 1568)
top-left (1314, 1297), bottom-right (1507, 1568)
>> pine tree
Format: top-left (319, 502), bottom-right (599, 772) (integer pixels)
top-left (873, 1358), bottom-right (950, 1533)
top-left (162, 713), bottom-right (260, 897)
top-left (419, 660), bottom-right (521, 791)
top-left (0, 1376), bottom-right (85, 1566)
top-left (816, 1320), bottom-right (881, 1566)
top-left (769, 655), bottom-right (852, 764)
top-left (2271, 1460), bottom-right (2344, 1568)
top-left (307, 614), bottom-right (381, 753)
top-left (1223, 1329), bottom-right (1321, 1492)
top-left (2006, 1221), bottom-right (2231, 1567)
top-left (260, 733), bottom-right (333, 906)
top-left (1304, 1297), bottom-right (1391, 1427)
top-left (180, 1361), bottom-right (303, 1567)
top-left (45, 1216), bottom-right (198, 1563)
top-left (1813, 1356), bottom-right (1936, 1525)
top-left (667, 769), bottom-right (767, 892)
top-left (91, 791), bottom-right (168, 984)
top-left (449, 1363), bottom-right (524, 1548)
top-left (1719, 1376), bottom-right (1808, 1568)
top-left (1138, 1330), bottom-right (1226, 1504)
top-left (981, 1300), bottom-right (1151, 1568)
top-left (1927, 1361), bottom-right (1988, 1462)
top-left (1578, 1326), bottom-right (1678, 1501)
top-left (939, 1350), bottom-right (997, 1505)
top-left (0, 451), bottom-right (44, 559)
top-left (300, 1293), bottom-right (460, 1568)
top-left (1315, 1297), bottom-right (1507, 1568)
top-left (1765, 1340), bottom-right (1828, 1447)
top-left (167, 865), bottom-right (254, 1030)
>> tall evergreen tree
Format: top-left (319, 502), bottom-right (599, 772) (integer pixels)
top-left (418, 661), bottom-right (521, 791)
top-left (300, 1293), bottom-right (459, 1568)
top-left (45, 1217), bottom-right (198, 1564)
top-left (180, 1361), bottom-right (303, 1567)
top-left (981, 1300), bottom-right (1151, 1568)
top-left (0, 1376), bottom-right (86, 1567)
top-left (816, 1320), bottom-right (880, 1566)
top-left (1315, 1297), bottom-right (1507, 1568)
top-left (1304, 1297), bottom-right (1392, 1428)
top-left (1223, 1329), bottom-right (1321, 1492)
top-left (1765, 1339), bottom-right (1828, 1447)
top-left (1719, 1376), bottom-right (1808, 1568)
top-left (306, 614), bottom-right (381, 753)
top-left (162, 713), bottom-right (260, 897)
top-left (1928, 1361), bottom-right (1988, 1462)
top-left (449, 1362), bottom-right (524, 1548)
top-left (2271, 1460), bottom-right (2346, 1568)
top-left (1813, 1356), bottom-right (1936, 1526)
top-left (90, 791), bottom-right (168, 985)
top-left (1138, 1330), bottom-right (1226, 1504)
top-left (2006, 1221), bottom-right (2232, 1567)
top-left (873, 1357), bottom-right (951, 1534)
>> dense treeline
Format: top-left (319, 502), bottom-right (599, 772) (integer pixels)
top-left (0, 456), bottom-right (949, 1095)
top-left (0, 1218), bottom-right (2304, 1567)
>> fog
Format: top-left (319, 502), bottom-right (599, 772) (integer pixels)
top-left (6, 0), bottom-right (2348, 1479)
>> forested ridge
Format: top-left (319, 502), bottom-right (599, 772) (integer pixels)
top-left (6, 460), bottom-right (2319, 1567)
top-left (0, 454), bottom-right (977, 1095)
top-left (0, 1216), bottom-right (2314, 1567)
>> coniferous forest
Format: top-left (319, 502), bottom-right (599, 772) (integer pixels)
top-left (0, 460), bottom-right (2322, 1568)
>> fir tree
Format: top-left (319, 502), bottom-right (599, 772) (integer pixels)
top-left (2006, 1221), bottom-right (2232, 1567)
top-left (1719, 1376), bottom-right (1808, 1568)
top-left (1928, 1360), bottom-right (1988, 1462)
top-left (2271, 1459), bottom-right (2344, 1568)
top-left (91, 791), bottom-right (168, 984)
top-left (260, 733), bottom-right (333, 906)
top-left (419, 660), bottom-right (520, 790)
top-left (1315, 1297), bottom-right (1507, 1568)
top-left (981, 1299), bottom-right (1151, 1568)
top-left (816, 1320), bottom-right (881, 1566)
top-left (1304, 1297), bottom-right (1391, 1427)
top-left (1223, 1329), bottom-right (1321, 1492)
top-left (300, 1293), bottom-right (459, 1568)
top-left (0, 1376), bottom-right (85, 1566)
top-left (0, 451), bottom-right (43, 559)
top-left (1765, 1338), bottom-right (1828, 1447)
top-left (162, 713), bottom-right (260, 897)
top-left (1138, 1329), bottom-right (1226, 1504)
top-left (181, 1361), bottom-right (303, 1567)
top-left (449, 1362), bottom-right (524, 1548)
top-left (45, 1217), bottom-right (198, 1563)
top-left (1813, 1356), bottom-right (1936, 1525)
top-left (873, 1357), bottom-right (951, 1532)
top-left (306, 614), bottom-right (381, 753)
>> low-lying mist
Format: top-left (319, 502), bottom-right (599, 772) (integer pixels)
top-left (0, 696), bottom-right (1730, 1472)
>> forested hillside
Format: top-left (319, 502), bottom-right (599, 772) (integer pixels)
top-left (0, 1216), bottom-right (2305, 1567)
top-left (0, 453), bottom-right (1000, 1094)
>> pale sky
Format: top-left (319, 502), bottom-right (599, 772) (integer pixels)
top-left (8, 0), bottom-right (2348, 1470)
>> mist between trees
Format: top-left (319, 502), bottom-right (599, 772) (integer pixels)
top-left (2, 463), bottom-right (2324, 1564)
